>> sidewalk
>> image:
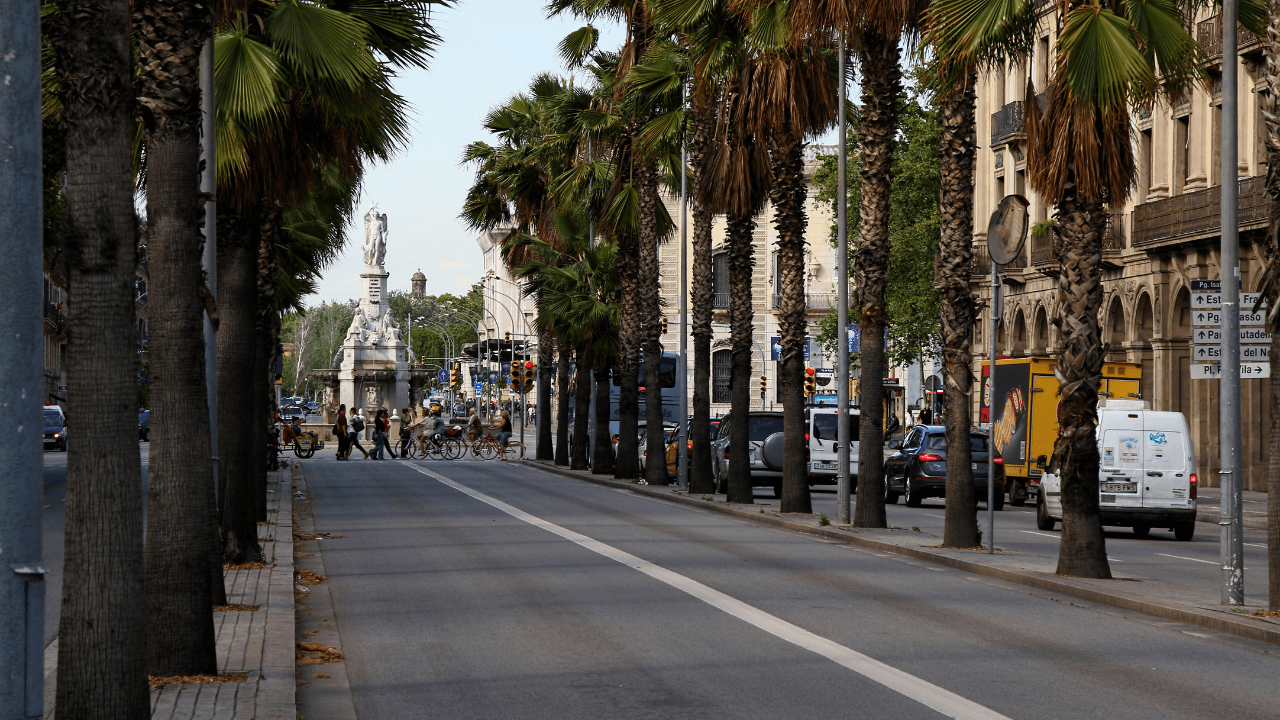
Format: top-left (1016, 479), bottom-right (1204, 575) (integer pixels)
top-left (521, 460), bottom-right (1280, 648)
top-left (146, 466), bottom-right (296, 719)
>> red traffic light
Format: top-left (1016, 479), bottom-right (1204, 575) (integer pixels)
top-left (525, 361), bottom-right (534, 368)
top-left (805, 367), bottom-right (815, 375)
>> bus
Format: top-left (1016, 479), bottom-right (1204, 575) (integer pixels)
top-left (606, 351), bottom-right (681, 440)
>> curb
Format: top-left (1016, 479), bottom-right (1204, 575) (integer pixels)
top-left (518, 459), bottom-right (1280, 648)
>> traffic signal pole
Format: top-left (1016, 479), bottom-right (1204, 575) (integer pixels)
top-left (0, 0), bottom-right (46, 713)
top-left (1220, 0), bottom-right (1244, 605)
top-left (836, 40), bottom-right (851, 525)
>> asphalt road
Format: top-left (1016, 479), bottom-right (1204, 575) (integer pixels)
top-left (301, 455), bottom-right (1280, 720)
top-left (40, 443), bottom-right (150, 646)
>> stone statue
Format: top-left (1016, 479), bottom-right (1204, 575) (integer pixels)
top-left (363, 205), bottom-right (388, 267)
top-left (345, 307), bottom-right (369, 345)
top-left (380, 307), bottom-right (402, 344)
top-left (322, 386), bottom-right (335, 410)
top-left (365, 385), bottom-right (383, 410)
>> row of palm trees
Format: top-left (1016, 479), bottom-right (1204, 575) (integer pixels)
top-left (43, 0), bottom-right (446, 712)
top-left (467, 0), bottom-right (1270, 586)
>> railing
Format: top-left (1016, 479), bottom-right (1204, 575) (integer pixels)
top-left (1030, 229), bottom-right (1057, 267)
top-left (990, 101), bottom-right (1025, 146)
top-left (803, 144), bottom-right (839, 161)
top-left (1102, 211), bottom-right (1125, 251)
top-left (1197, 15), bottom-right (1259, 59)
top-left (1132, 176), bottom-right (1267, 247)
top-left (769, 292), bottom-right (840, 310)
top-left (973, 242), bottom-right (1028, 277)
top-left (712, 292), bottom-right (730, 309)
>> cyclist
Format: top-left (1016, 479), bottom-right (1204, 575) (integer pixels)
top-left (492, 410), bottom-right (513, 449)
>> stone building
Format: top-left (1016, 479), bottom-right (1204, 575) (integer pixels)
top-left (972, 8), bottom-right (1271, 489)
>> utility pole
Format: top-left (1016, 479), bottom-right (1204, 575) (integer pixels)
top-left (201, 38), bottom-right (218, 495)
top-left (836, 40), bottom-right (851, 525)
top-left (677, 133), bottom-right (689, 490)
top-left (0, 0), bottom-right (46, 713)
top-left (1220, 0), bottom-right (1244, 605)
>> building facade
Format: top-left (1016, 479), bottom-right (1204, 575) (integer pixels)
top-left (972, 8), bottom-right (1271, 489)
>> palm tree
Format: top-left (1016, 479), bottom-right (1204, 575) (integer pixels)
top-left (49, 0), bottom-right (151, 710)
top-left (930, 0), bottom-right (1261, 575)
top-left (213, 0), bottom-right (436, 560)
top-left (133, 0), bottom-right (219, 675)
top-left (786, 0), bottom-right (928, 527)
top-left (743, 43), bottom-right (838, 514)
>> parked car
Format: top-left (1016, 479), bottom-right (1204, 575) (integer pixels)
top-left (1038, 400), bottom-right (1196, 540)
top-left (305, 400), bottom-right (321, 413)
top-left (43, 406), bottom-right (67, 452)
top-left (138, 410), bottom-right (150, 442)
top-left (807, 406), bottom-right (860, 491)
top-left (637, 421), bottom-right (677, 473)
top-left (280, 405), bottom-right (308, 422)
top-left (710, 411), bottom-right (785, 495)
top-left (884, 426), bottom-right (1004, 510)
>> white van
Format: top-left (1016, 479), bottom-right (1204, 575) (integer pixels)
top-left (808, 405), bottom-right (859, 489)
top-left (1037, 400), bottom-right (1197, 540)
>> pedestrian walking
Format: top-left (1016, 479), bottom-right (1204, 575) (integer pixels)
top-left (335, 404), bottom-right (350, 460)
top-left (349, 407), bottom-right (370, 459)
top-left (918, 406), bottom-right (933, 425)
top-left (372, 408), bottom-right (396, 459)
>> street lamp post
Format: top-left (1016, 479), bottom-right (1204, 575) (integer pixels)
top-left (486, 281), bottom-right (536, 446)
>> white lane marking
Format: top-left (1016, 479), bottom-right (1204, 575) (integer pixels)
top-left (1155, 553), bottom-right (1218, 565)
top-left (1106, 557), bottom-right (1124, 563)
top-left (1245, 543), bottom-right (1267, 549)
top-left (405, 462), bottom-right (1010, 720)
top-left (1021, 531), bottom-right (1057, 539)
top-left (925, 514), bottom-right (946, 519)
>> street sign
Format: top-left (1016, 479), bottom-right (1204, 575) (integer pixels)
top-left (1190, 362), bottom-right (1272, 379)
top-left (1193, 327), bottom-right (1222, 343)
top-left (1241, 344), bottom-right (1271, 361)
top-left (1192, 309), bottom-right (1267, 326)
top-left (1192, 309), bottom-right (1221, 326)
top-left (1193, 345), bottom-right (1222, 361)
top-left (437, 369), bottom-right (448, 383)
top-left (473, 382), bottom-right (482, 391)
top-left (1191, 279), bottom-right (1222, 291)
top-left (1240, 328), bottom-right (1273, 344)
top-left (1192, 292), bottom-right (1221, 309)
top-left (1240, 292), bottom-right (1269, 310)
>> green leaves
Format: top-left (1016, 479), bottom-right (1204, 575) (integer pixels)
top-left (1059, 4), bottom-right (1153, 114)
top-left (267, 0), bottom-right (378, 89)
top-left (1121, 0), bottom-right (1204, 102)
top-left (559, 25), bottom-right (600, 67)
top-left (924, 0), bottom-right (1036, 73)
top-left (215, 26), bottom-right (283, 126)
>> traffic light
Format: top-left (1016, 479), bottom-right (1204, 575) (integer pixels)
top-left (450, 364), bottom-right (461, 389)
top-left (804, 367), bottom-right (816, 396)
top-left (505, 331), bottom-right (511, 344)
top-left (660, 316), bottom-right (668, 334)
top-left (760, 374), bottom-right (767, 393)
top-left (522, 361), bottom-right (535, 392)
top-left (850, 379), bottom-right (860, 398)
top-left (510, 359), bottom-right (520, 383)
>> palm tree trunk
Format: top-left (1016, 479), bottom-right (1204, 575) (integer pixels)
top-left (136, 0), bottom-right (218, 672)
top-left (1053, 190), bottom-right (1112, 578)
top-left (727, 210), bottom-right (756, 504)
top-left (555, 342), bottom-right (571, 466)
top-left (253, 208), bottom-right (280, 520)
top-left (217, 211), bottom-right (263, 564)
top-left (1261, 10), bottom-right (1280, 610)
top-left (592, 365), bottom-right (616, 474)
top-left (615, 230), bottom-right (642, 479)
top-left (537, 326), bottom-right (554, 459)
top-left (688, 103), bottom-right (716, 494)
top-left (770, 137), bottom-right (811, 513)
top-left (637, 158), bottom-right (670, 486)
top-left (938, 69), bottom-right (980, 548)
top-left (852, 29), bottom-right (900, 528)
top-left (51, 0), bottom-right (150, 709)
top-left (571, 355), bottom-right (592, 470)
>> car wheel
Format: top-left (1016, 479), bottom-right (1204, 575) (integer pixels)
top-left (1009, 480), bottom-right (1026, 507)
top-left (1173, 522), bottom-right (1195, 542)
top-left (771, 480), bottom-right (782, 499)
top-left (1035, 494), bottom-right (1056, 531)
top-left (904, 477), bottom-right (922, 508)
top-left (884, 474), bottom-right (899, 505)
top-left (991, 489), bottom-right (1004, 511)
top-left (1132, 524), bottom-right (1151, 539)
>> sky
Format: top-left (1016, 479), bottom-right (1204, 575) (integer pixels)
top-left (309, 2), bottom-right (626, 306)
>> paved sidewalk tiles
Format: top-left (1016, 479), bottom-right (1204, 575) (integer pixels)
top-left (521, 460), bottom-right (1280, 648)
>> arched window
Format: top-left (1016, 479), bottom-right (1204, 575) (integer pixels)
top-left (712, 349), bottom-right (731, 403)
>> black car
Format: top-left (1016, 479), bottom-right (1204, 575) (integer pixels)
top-left (139, 410), bottom-right (150, 442)
top-left (884, 425), bottom-right (1004, 510)
top-left (43, 407), bottom-right (67, 452)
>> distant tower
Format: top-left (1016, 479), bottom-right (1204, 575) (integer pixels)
top-left (411, 269), bottom-right (426, 297)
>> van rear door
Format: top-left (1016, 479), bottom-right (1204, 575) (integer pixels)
top-left (1140, 413), bottom-right (1193, 510)
top-left (1098, 411), bottom-right (1144, 510)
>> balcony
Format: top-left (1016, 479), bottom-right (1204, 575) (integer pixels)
top-left (990, 101), bottom-right (1025, 146)
top-left (973, 242), bottom-right (1027, 278)
top-left (1132, 177), bottom-right (1267, 248)
top-left (1197, 15), bottom-right (1260, 62)
top-left (712, 293), bottom-right (730, 309)
top-left (1030, 229), bottom-right (1058, 275)
top-left (770, 293), bottom-right (840, 310)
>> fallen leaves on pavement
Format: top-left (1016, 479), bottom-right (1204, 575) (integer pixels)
top-left (214, 604), bottom-right (260, 612)
top-left (296, 642), bottom-right (343, 666)
top-left (149, 672), bottom-right (249, 690)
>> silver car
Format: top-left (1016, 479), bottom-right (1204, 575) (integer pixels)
top-left (710, 411), bottom-right (785, 495)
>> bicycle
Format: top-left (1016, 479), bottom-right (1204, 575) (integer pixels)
top-left (469, 434), bottom-right (526, 461)
top-left (407, 430), bottom-right (465, 460)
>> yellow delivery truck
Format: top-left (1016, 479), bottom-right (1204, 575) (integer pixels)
top-left (980, 357), bottom-right (1142, 505)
